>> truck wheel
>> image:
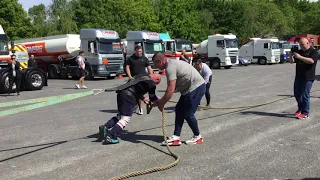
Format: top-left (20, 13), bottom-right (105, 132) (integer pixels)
top-left (26, 70), bottom-right (45, 91)
top-left (85, 67), bottom-right (94, 80)
top-left (49, 65), bottom-right (59, 79)
top-left (0, 72), bottom-right (16, 93)
top-left (224, 66), bottom-right (232, 69)
top-left (258, 58), bottom-right (267, 65)
top-left (210, 59), bottom-right (221, 69)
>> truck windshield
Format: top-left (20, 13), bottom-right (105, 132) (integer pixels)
top-left (225, 39), bottom-right (238, 48)
top-left (271, 42), bottom-right (280, 49)
top-left (176, 42), bottom-right (192, 52)
top-left (144, 42), bottom-right (163, 54)
top-left (280, 42), bottom-right (290, 49)
top-left (0, 41), bottom-right (8, 53)
top-left (98, 42), bottom-right (123, 54)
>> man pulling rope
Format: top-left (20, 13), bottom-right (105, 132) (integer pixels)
top-left (97, 74), bottom-right (161, 144)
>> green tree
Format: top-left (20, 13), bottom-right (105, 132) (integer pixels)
top-left (28, 4), bottom-right (49, 37)
top-left (0, 0), bottom-right (35, 40)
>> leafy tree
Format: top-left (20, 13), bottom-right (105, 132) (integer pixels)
top-left (0, 0), bottom-right (35, 40)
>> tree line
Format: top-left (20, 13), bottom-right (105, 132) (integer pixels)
top-left (1, 0), bottom-right (320, 44)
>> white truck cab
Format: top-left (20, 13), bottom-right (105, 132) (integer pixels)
top-left (159, 33), bottom-right (193, 64)
top-left (80, 29), bottom-right (124, 78)
top-left (239, 38), bottom-right (281, 65)
top-left (125, 31), bottom-right (164, 72)
top-left (196, 33), bottom-right (239, 69)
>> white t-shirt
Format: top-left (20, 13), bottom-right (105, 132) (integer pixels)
top-left (76, 56), bottom-right (85, 69)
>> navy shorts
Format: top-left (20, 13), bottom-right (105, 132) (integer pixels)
top-left (78, 68), bottom-right (85, 77)
top-left (117, 93), bottom-right (135, 116)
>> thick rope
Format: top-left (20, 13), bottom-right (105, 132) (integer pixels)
top-left (108, 111), bottom-right (180, 180)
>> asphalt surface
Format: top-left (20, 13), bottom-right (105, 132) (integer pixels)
top-left (1, 63), bottom-right (320, 180)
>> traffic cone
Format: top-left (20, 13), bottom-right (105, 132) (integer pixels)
top-left (161, 70), bottom-right (166, 75)
top-left (117, 74), bottom-right (123, 79)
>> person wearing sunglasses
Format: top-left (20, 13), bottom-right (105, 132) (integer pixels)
top-left (7, 55), bottom-right (22, 96)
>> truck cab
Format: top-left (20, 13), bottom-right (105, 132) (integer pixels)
top-left (125, 31), bottom-right (164, 72)
top-left (279, 41), bottom-right (299, 63)
top-left (196, 34), bottom-right (239, 69)
top-left (80, 29), bottom-right (124, 79)
top-left (159, 33), bottom-right (193, 64)
top-left (239, 38), bottom-right (281, 65)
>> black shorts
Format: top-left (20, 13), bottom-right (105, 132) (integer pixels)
top-left (117, 93), bottom-right (135, 116)
top-left (78, 68), bottom-right (85, 77)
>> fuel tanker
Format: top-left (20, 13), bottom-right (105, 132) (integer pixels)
top-left (15, 29), bottom-right (124, 80)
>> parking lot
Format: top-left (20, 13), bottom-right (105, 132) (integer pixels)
top-left (1, 63), bottom-right (320, 180)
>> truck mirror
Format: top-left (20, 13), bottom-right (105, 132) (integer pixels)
top-left (90, 42), bottom-right (95, 54)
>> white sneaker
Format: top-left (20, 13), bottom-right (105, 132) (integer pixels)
top-left (75, 84), bottom-right (80, 89)
top-left (136, 108), bottom-right (143, 115)
top-left (185, 135), bottom-right (203, 145)
top-left (81, 85), bottom-right (87, 89)
top-left (161, 135), bottom-right (181, 146)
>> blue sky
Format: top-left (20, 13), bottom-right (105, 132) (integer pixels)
top-left (18, 0), bottom-right (51, 11)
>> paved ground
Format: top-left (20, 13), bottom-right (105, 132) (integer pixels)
top-left (1, 63), bottom-right (320, 180)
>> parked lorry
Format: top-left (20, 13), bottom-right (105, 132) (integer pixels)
top-left (124, 31), bottom-right (164, 73)
top-left (295, 34), bottom-right (319, 46)
top-left (239, 37), bottom-right (281, 65)
top-left (279, 41), bottom-right (299, 63)
top-left (159, 33), bottom-right (193, 64)
top-left (196, 33), bottom-right (239, 69)
top-left (0, 25), bottom-right (47, 94)
top-left (15, 29), bottom-right (124, 80)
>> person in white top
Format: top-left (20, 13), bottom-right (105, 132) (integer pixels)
top-left (75, 51), bottom-right (87, 89)
top-left (194, 59), bottom-right (212, 106)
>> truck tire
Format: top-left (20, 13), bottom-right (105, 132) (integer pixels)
top-left (224, 66), bottom-right (232, 69)
top-left (0, 72), bottom-right (15, 93)
top-left (85, 66), bottom-right (94, 80)
top-left (26, 70), bottom-right (45, 91)
top-left (49, 65), bottom-right (59, 79)
top-left (210, 59), bottom-right (221, 69)
top-left (258, 58), bottom-right (267, 65)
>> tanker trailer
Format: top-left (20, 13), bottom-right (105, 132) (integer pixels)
top-left (15, 29), bottom-right (124, 80)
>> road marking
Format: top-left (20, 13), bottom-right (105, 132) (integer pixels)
top-left (0, 91), bottom-right (93, 118)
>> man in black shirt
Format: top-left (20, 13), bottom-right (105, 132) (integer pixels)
top-left (289, 37), bottom-right (319, 119)
top-left (125, 45), bottom-right (153, 115)
top-left (28, 55), bottom-right (37, 68)
top-left (98, 73), bottom-right (161, 144)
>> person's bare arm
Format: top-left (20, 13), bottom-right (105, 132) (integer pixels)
top-left (161, 80), bottom-right (176, 103)
top-left (294, 53), bottom-right (314, 64)
top-left (125, 65), bottom-right (133, 79)
top-left (147, 66), bottom-right (153, 75)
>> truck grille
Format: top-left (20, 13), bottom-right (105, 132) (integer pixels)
top-left (105, 57), bottom-right (123, 72)
top-left (106, 64), bottom-right (120, 72)
top-left (228, 50), bottom-right (239, 56)
top-left (231, 56), bottom-right (237, 63)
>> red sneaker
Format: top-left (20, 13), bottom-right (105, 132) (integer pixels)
top-left (297, 113), bottom-right (309, 119)
top-left (294, 110), bottom-right (301, 117)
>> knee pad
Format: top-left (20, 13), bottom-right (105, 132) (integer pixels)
top-left (116, 116), bottom-right (131, 129)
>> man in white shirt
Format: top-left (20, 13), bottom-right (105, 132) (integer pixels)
top-left (75, 51), bottom-right (87, 89)
top-left (194, 59), bottom-right (212, 106)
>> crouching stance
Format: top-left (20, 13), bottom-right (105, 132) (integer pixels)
top-left (98, 74), bottom-right (161, 144)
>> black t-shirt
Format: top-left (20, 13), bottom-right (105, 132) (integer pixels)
top-left (119, 76), bottom-right (157, 105)
top-left (126, 54), bottom-right (150, 76)
top-left (295, 47), bottom-right (319, 81)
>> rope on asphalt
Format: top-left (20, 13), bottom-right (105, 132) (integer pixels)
top-left (107, 111), bottom-right (180, 180)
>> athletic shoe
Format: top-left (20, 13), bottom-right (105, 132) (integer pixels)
top-left (161, 135), bottom-right (181, 146)
top-left (294, 110), bottom-right (301, 117)
top-left (297, 114), bottom-right (309, 120)
top-left (185, 135), bottom-right (203, 145)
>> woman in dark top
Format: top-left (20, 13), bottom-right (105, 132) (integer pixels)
top-left (7, 55), bottom-right (22, 96)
